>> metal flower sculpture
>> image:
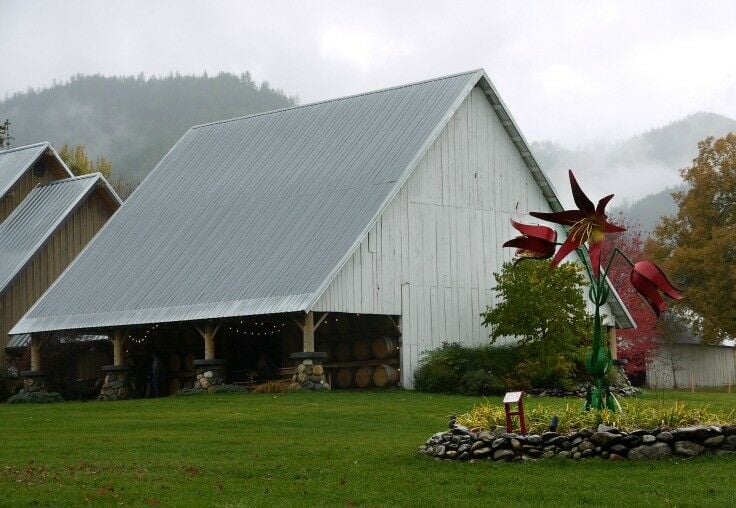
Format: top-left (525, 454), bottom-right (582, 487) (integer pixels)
top-left (503, 219), bottom-right (557, 263)
top-left (504, 170), bottom-right (684, 412)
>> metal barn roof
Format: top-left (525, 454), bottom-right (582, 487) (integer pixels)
top-left (0, 173), bottom-right (117, 293)
top-left (6, 333), bottom-right (107, 349)
top-left (0, 142), bottom-right (72, 200)
top-left (12, 69), bottom-right (633, 334)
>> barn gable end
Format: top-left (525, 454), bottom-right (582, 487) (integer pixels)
top-left (313, 85), bottom-right (615, 387)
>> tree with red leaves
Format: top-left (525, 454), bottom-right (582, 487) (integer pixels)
top-left (601, 217), bottom-right (659, 377)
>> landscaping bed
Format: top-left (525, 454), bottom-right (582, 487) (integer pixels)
top-left (420, 399), bottom-right (736, 462)
top-left (420, 418), bottom-right (736, 462)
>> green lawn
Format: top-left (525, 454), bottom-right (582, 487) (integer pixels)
top-left (1, 390), bottom-right (735, 507)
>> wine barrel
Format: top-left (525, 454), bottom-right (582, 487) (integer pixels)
top-left (168, 354), bottom-right (181, 372)
top-left (354, 366), bottom-right (374, 388)
top-left (335, 368), bottom-right (354, 389)
top-left (169, 378), bottom-right (181, 394)
top-left (335, 342), bottom-right (352, 362)
top-left (373, 364), bottom-right (399, 387)
top-left (352, 339), bottom-right (372, 361)
top-left (184, 353), bottom-right (195, 372)
top-left (371, 336), bottom-right (398, 360)
top-left (316, 342), bottom-right (333, 361)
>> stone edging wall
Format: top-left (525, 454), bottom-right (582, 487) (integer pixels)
top-left (419, 419), bottom-right (736, 462)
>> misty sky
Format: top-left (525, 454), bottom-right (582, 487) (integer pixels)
top-left (2, 0), bottom-right (735, 148)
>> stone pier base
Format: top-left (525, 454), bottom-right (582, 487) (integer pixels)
top-left (98, 365), bottom-right (133, 401)
top-left (20, 371), bottom-right (47, 393)
top-left (6, 370), bottom-right (63, 403)
top-left (193, 359), bottom-right (226, 392)
top-left (290, 352), bottom-right (330, 391)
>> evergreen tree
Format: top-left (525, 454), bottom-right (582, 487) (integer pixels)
top-left (0, 119), bottom-right (11, 149)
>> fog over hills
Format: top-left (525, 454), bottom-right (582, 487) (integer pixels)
top-left (533, 112), bottom-right (736, 232)
top-left (0, 73), bottom-right (296, 184)
top-left (1, 74), bottom-right (734, 233)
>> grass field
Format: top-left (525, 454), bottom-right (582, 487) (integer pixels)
top-left (1, 389), bottom-right (735, 507)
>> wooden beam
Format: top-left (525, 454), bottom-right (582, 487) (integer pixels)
top-left (303, 311), bottom-right (315, 353)
top-left (30, 334), bottom-right (42, 371)
top-left (314, 312), bottom-right (329, 331)
top-left (196, 322), bottom-right (221, 360)
top-left (110, 328), bottom-right (129, 366)
top-left (607, 326), bottom-right (618, 360)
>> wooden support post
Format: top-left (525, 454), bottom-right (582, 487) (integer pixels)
top-left (303, 311), bottom-right (315, 353)
top-left (196, 322), bottom-right (221, 360)
top-left (111, 329), bottom-right (129, 366)
top-left (30, 334), bottom-right (42, 371)
top-left (607, 326), bottom-right (618, 361)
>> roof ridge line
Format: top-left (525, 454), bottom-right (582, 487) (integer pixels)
top-left (37, 173), bottom-right (100, 187)
top-left (0, 141), bottom-right (49, 155)
top-left (190, 69), bottom-right (483, 131)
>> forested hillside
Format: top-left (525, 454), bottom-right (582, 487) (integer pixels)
top-left (0, 73), bottom-right (296, 184)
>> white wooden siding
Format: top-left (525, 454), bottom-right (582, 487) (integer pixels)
top-left (646, 344), bottom-right (736, 389)
top-left (314, 86), bottom-right (612, 387)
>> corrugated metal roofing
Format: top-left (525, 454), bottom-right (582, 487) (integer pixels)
top-left (0, 174), bottom-right (104, 293)
top-left (13, 70), bottom-right (482, 333)
top-left (12, 69), bottom-right (633, 333)
top-left (6, 333), bottom-right (107, 349)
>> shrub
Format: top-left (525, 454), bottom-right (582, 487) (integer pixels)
top-left (457, 400), bottom-right (736, 433)
top-left (413, 341), bottom-right (584, 395)
top-left (414, 360), bottom-right (461, 394)
top-left (7, 391), bottom-right (64, 404)
top-left (175, 384), bottom-right (248, 396)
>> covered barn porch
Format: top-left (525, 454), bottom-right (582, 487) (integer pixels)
top-left (19, 311), bottom-right (402, 400)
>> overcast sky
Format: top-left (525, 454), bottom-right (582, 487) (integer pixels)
top-left (2, 0), bottom-right (735, 147)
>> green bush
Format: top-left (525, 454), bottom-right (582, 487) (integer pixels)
top-left (7, 391), bottom-right (64, 404)
top-left (175, 384), bottom-right (248, 396)
top-left (413, 359), bottom-right (460, 393)
top-left (413, 341), bottom-right (584, 395)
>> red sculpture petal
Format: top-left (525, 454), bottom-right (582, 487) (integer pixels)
top-left (603, 221), bottom-right (626, 233)
top-left (530, 210), bottom-right (588, 226)
top-left (596, 194), bottom-right (614, 215)
top-left (630, 270), bottom-right (667, 317)
top-left (569, 170), bottom-right (595, 213)
top-left (503, 236), bottom-right (556, 257)
top-left (632, 261), bottom-right (684, 300)
top-left (550, 234), bottom-right (581, 268)
top-left (510, 219), bottom-right (557, 242)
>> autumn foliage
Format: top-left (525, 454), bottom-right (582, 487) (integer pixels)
top-left (601, 218), bottom-right (660, 376)
top-left (648, 134), bottom-right (736, 344)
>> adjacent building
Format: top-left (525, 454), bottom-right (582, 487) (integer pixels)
top-left (0, 144), bottom-right (121, 371)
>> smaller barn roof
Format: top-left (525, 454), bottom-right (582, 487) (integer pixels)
top-left (0, 142), bottom-right (72, 200)
top-left (0, 173), bottom-right (121, 294)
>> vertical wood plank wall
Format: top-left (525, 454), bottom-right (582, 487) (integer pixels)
top-left (0, 167), bottom-right (59, 224)
top-left (0, 189), bottom-right (114, 358)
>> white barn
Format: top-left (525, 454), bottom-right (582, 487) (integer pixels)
top-left (12, 69), bottom-right (632, 393)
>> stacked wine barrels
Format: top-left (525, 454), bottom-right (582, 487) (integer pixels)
top-left (328, 336), bottom-right (400, 389)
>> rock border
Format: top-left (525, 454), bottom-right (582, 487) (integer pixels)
top-left (419, 418), bottom-right (736, 462)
